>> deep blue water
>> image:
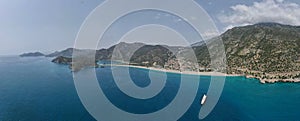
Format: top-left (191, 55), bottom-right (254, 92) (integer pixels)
top-left (0, 56), bottom-right (300, 121)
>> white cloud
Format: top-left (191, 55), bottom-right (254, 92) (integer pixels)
top-left (276, 0), bottom-right (284, 3)
top-left (154, 13), bottom-right (161, 19)
top-left (190, 16), bottom-right (197, 20)
top-left (174, 18), bottom-right (183, 22)
top-left (219, 0), bottom-right (300, 31)
top-left (201, 30), bottom-right (220, 40)
top-left (154, 16), bottom-right (160, 19)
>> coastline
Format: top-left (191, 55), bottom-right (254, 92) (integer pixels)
top-left (245, 75), bottom-right (300, 84)
top-left (260, 79), bottom-right (300, 84)
top-left (103, 64), bottom-right (300, 84)
top-left (104, 64), bottom-right (241, 77)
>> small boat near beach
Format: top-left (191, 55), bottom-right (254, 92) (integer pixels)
top-left (201, 94), bottom-right (207, 105)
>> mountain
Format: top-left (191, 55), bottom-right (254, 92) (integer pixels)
top-left (51, 56), bottom-right (72, 65)
top-left (51, 42), bottom-right (175, 71)
top-left (95, 42), bottom-right (146, 60)
top-left (50, 23), bottom-right (300, 82)
top-left (194, 22), bottom-right (300, 82)
top-left (20, 52), bottom-right (44, 57)
top-left (225, 23), bottom-right (300, 72)
top-left (61, 42), bottom-right (175, 66)
top-left (128, 45), bottom-right (174, 67)
top-left (191, 41), bottom-right (205, 47)
top-left (46, 48), bottom-right (75, 57)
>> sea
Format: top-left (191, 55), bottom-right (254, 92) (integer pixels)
top-left (0, 56), bottom-right (300, 121)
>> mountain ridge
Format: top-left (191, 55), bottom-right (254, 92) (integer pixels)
top-left (20, 22), bottom-right (300, 83)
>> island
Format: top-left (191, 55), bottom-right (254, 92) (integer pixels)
top-left (20, 52), bottom-right (44, 57)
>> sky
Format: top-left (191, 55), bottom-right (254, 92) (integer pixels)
top-left (1, 0), bottom-right (300, 55)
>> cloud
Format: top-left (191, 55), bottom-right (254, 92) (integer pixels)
top-left (202, 30), bottom-right (220, 40)
top-left (174, 18), bottom-right (183, 22)
top-left (219, 0), bottom-right (300, 31)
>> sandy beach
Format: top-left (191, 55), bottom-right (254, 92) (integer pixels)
top-left (102, 64), bottom-right (300, 84)
top-left (103, 64), bottom-right (241, 77)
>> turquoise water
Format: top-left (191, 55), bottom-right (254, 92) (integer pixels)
top-left (0, 56), bottom-right (300, 121)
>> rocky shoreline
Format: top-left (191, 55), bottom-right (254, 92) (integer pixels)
top-left (51, 56), bottom-right (98, 72)
top-left (260, 79), bottom-right (300, 84)
top-left (245, 75), bottom-right (300, 84)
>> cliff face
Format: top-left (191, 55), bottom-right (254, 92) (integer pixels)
top-left (51, 56), bottom-right (72, 65)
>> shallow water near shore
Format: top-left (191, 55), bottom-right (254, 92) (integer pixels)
top-left (0, 56), bottom-right (300, 121)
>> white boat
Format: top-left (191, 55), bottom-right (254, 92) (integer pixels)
top-left (201, 94), bottom-right (207, 105)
